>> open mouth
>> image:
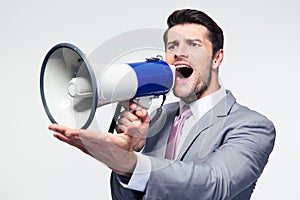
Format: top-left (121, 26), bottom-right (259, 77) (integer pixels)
top-left (176, 65), bottom-right (193, 78)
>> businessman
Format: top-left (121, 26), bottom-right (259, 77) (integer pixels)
top-left (49, 8), bottom-right (276, 200)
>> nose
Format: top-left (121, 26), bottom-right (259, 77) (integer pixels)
top-left (174, 44), bottom-right (188, 59)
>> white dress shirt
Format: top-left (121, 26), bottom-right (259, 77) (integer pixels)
top-left (118, 87), bottom-right (226, 191)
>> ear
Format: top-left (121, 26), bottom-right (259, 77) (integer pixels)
top-left (212, 49), bottom-right (224, 70)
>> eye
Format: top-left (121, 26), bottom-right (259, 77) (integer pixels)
top-left (167, 44), bottom-right (177, 51)
top-left (189, 42), bottom-right (200, 48)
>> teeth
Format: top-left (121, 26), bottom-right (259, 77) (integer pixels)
top-left (176, 64), bottom-right (189, 68)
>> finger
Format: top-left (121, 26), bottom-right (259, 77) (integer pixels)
top-left (119, 110), bottom-right (130, 119)
top-left (49, 124), bottom-right (80, 138)
top-left (116, 124), bottom-right (127, 133)
top-left (120, 101), bottom-right (138, 111)
top-left (128, 101), bottom-right (138, 111)
top-left (119, 110), bottom-right (139, 122)
top-left (53, 132), bottom-right (90, 155)
top-left (115, 126), bottom-right (123, 133)
top-left (53, 132), bottom-right (71, 143)
top-left (118, 116), bottom-right (130, 126)
top-left (48, 124), bottom-right (71, 134)
top-left (134, 109), bottom-right (150, 123)
top-left (117, 117), bottom-right (139, 133)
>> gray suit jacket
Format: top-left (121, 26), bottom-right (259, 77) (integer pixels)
top-left (111, 90), bottom-right (276, 200)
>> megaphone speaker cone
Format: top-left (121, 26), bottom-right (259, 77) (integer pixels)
top-left (40, 43), bottom-right (98, 129)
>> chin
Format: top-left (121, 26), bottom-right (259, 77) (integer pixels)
top-left (173, 89), bottom-right (193, 100)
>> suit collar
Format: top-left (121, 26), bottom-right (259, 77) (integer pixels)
top-left (181, 86), bottom-right (227, 120)
top-left (145, 90), bottom-right (236, 159)
top-left (177, 90), bottom-right (236, 159)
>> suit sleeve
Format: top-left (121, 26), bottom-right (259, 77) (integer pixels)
top-left (110, 172), bottom-right (146, 200)
top-left (143, 116), bottom-right (276, 200)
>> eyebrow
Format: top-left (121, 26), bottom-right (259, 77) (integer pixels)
top-left (166, 38), bottom-right (204, 46)
top-left (166, 40), bottom-right (178, 46)
top-left (186, 38), bottom-right (204, 44)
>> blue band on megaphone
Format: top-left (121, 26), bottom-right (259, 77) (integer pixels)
top-left (128, 60), bottom-right (173, 98)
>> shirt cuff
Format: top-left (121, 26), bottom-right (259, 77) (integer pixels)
top-left (117, 152), bottom-right (151, 192)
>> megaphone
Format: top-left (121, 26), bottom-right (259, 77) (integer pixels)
top-left (40, 43), bottom-right (175, 129)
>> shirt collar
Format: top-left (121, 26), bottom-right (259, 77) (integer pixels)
top-left (179, 86), bottom-right (226, 120)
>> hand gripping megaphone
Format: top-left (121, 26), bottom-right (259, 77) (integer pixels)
top-left (40, 43), bottom-right (175, 130)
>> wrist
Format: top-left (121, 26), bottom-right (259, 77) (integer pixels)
top-left (114, 151), bottom-right (137, 177)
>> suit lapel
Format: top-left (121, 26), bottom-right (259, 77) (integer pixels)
top-left (144, 90), bottom-right (236, 160)
top-left (177, 90), bottom-right (236, 160)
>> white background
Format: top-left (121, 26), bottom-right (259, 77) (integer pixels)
top-left (1, 0), bottom-right (299, 199)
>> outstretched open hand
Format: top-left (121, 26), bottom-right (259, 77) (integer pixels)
top-left (49, 124), bottom-right (138, 176)
top-left (48, 102), bottom-right (150, 176)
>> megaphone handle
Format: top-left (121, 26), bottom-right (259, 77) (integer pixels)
top-left (108, 102), bottom-right (122, 133)
top-left (108, 95), bottom-right (166, 133)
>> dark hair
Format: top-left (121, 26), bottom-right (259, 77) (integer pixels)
top-left (164, 9), bottom-right (224, 57)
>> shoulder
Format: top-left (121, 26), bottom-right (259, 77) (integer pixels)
top-left (222, 99), bottom-right (276, 155)
top-left (230, 101), bottom-right (275, 129)
top-left (224, 90), bottom-right (275, 128)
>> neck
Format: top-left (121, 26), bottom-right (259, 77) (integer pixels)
top-left (200, 82), bottom-right (220, 98)
top-left (181, 78), bottom-right (220, 104)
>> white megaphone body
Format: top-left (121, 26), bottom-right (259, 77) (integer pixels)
top-left (40, 43), bottom-right (175, 129)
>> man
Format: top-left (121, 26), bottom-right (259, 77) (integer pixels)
top-left (49, 9), bottom-right (276, 200)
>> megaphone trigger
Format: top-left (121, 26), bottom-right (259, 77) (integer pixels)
top-left (131, 96), bottom-right (154, 110)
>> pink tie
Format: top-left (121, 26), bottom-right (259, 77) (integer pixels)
top-left (165, 105), bottom-right (192, 160)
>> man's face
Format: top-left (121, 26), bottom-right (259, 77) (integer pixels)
top-left (165, 23), bottom-right (214, 103)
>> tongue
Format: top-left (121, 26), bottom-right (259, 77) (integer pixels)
top-left (176, 67), bottom-right (193, 78)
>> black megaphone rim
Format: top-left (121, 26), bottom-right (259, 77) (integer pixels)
top-left (40, 42), bottom-right (98, 129)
